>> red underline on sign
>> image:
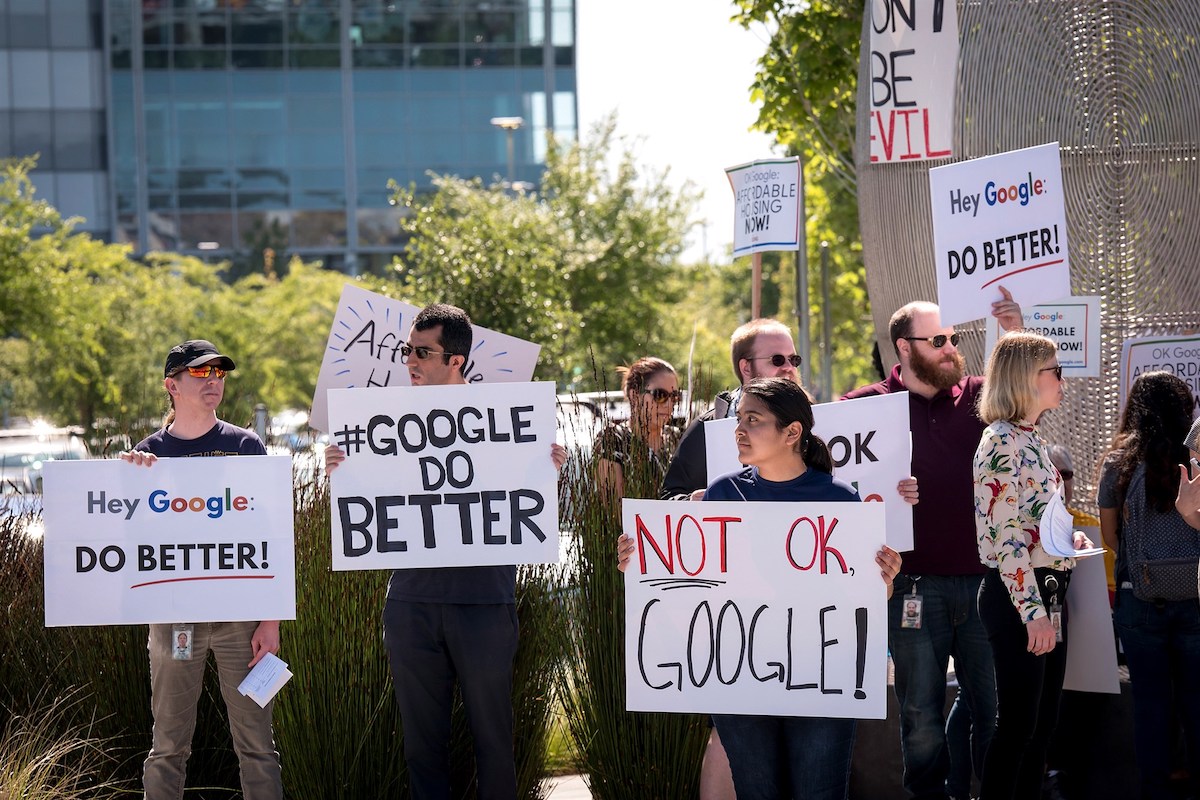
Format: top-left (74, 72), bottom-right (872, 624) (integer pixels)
top-left (130, 575), bottom-right (275, 589)
top-left (981, 259), bottom-right (1065, 289)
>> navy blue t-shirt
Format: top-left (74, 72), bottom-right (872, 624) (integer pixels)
top-left (135, 419), bottom-right (266, 458)
top-left (704, 466), bottom-right (861, 504)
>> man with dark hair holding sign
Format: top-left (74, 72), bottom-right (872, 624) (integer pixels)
top-left (122, 338), bottom-right (282, 800)
top-left (842, 289), bottom-right (1022, 800)
top-left (325, 303), bottom-right (567, 800)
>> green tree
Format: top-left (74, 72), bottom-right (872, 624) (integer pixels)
top-left (390, 117), bottom-right (697, 390)
top-left (732, 1), bottom-right (882, 395)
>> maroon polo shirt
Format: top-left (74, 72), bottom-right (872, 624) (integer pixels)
top-left (842, 364), bottom-right (987, 576)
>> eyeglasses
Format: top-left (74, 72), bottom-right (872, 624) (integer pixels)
top-left (400, 344), bottom-right (453, 362)
top-left (903, 333), bottom-right (960, 349)
top-left (1059, 469), bottom-right (1074, 481)
top-left (746, 354), bottom-right (803, 368)
top-left (179, 365), bottom-right (227, 379)
top-left (1039, 364), bottom-right (1064, 381)
top-left (646, 388), bottom-right (683, 405)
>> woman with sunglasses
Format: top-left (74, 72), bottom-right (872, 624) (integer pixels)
top-left (618, 377), bottom-right (901, 798)
top-left (594, 357), bottom-right (682, 500)
top-left (1098, 371), bottom-right (1200, 799)
top-left (972, 332), bottom-right (1091, 800)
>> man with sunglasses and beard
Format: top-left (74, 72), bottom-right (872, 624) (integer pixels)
top-left (842, 287), bottom-right (1024, 800)
top-left (324, 303), bottom-right (566, 800)
top-left (122, 339), bottom-right (282, 800)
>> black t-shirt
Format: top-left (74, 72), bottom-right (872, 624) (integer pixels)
top-left (135, 419), bottom-right (267, 458)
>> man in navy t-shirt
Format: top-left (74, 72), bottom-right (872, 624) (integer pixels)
top-left (123, 339), bottom-right (282, 800)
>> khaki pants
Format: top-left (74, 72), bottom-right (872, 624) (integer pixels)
top-left (143, 621), bottom-right (282, 800)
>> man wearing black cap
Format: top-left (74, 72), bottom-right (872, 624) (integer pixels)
top-left (123, 339), bottom-right (282, 800)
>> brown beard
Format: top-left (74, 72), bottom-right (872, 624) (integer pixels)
top-left (908, 345), bottom-right (965, 391)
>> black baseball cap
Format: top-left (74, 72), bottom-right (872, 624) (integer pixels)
top-left (164, 340), bottom-right (237, 377)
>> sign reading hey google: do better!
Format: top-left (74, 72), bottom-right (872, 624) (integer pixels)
top-left (42, 456), bottom-right (296, 627)
top-left (930, 142), bottom-right (1071, 326)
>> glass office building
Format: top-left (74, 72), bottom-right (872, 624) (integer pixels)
top-left (1, 0), bottom-right (577, 273)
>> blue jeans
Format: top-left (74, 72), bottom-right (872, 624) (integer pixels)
top-left (712, 714), bottom-right (856, 800)
top-left (890, 574), bottom-right (996, 800)
top-left (1114, 588), bottom-right (1200, 800)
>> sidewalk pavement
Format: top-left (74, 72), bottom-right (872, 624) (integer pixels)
top-left (542, 773), bottom-right (591, 799)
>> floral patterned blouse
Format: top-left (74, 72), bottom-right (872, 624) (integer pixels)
top-left (973, 420), bottom-right (1073, 621)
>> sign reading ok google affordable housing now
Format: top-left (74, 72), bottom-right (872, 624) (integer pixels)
top-left (42, 456), bottom-right (295, 627)
top-left (930, 142), bottom-right (1071, 326)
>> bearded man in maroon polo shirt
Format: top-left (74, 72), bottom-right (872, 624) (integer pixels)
top-left (842, 288), bottom-right (1023, 800)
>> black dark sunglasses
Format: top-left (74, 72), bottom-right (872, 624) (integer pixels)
top-left (1059, 469), bottom-right (1074, 481)
top-left (1039, 364), bottom-right (1064, 381)
top-left (400, 344), bottom-right (453, 363)
top-left (746, 354), bottom-right (803, 368)
top-left (646, 388), bottom-right (683, 405)
top-left (903, 333), bottom-right (960, 349)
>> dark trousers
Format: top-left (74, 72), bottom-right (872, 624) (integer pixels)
top-left (383, 601), bottom-right (520, 800)
top-left (1114, 588), bottom-right (1200, 800)
top-left (977, 567), bottom-right (1069, 800)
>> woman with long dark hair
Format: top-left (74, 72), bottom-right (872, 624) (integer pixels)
top-left (1099, 371), bottom-right (1200, 799)
top-left (619, 377), bottom-right (901, 798)
top-left (972, 331), bottom-right (1092, 800)
top-left (594, 356), bottom-right (681, 500)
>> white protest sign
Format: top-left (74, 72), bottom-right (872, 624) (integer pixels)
top-left (310, 283), bottom-right (542, 432)
top-left (42, 456), bottom-right (295, 627)
top-left (983, 297), bottom-right (1101, 377)
top-left (930, 142), bottom-right (1071, 326)
top-left (327, 381), bottom-right (559, 570)
top-left (725, 158), bottom-right (802, 257)
top-left (1063, 533), bottom-right (1119, 694)
top-left (1118, 333), bottom-right (1200, 411)
top-left (867, 0), bottom-right (959, 163)
top-left (703, 393), bottom-right (914, 551)
top-left (623, 499), bottom-right (888, 718)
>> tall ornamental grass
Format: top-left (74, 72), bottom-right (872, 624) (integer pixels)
top-left (0, 688), bottom-right (119, 800)
top-left (555, 396), bottom-right (710, 799)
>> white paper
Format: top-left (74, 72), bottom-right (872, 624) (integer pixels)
top-left (1062, 539), bottom-right (1120, 694)
top-left (1039, 491), bottom-right (1105, 559)
top-left (237, 652), bottom-right (292, 708)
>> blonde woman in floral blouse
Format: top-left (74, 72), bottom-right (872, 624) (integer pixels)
top-left (972, 331), bottom-right (1093, 800)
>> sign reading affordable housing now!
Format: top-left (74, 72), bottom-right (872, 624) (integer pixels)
top-left (867, 0), bottom-right (959, 163)
top-left (309, 283), bottom-right (542, 433)
top-left (703, 392), bottom-right (914, 552)
top-left (983, 297), bottom-right (1102, 378)
top-left (929, 142), bottom-right (1071, 326)
top-left (725, 157), bottom-right (802, 257)
top-left (623, 499), bottom-right (889, 719)
top-left (42, 456), bottom-right (296, 627)
top-left (327, 381), bottom-right (559, 570)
